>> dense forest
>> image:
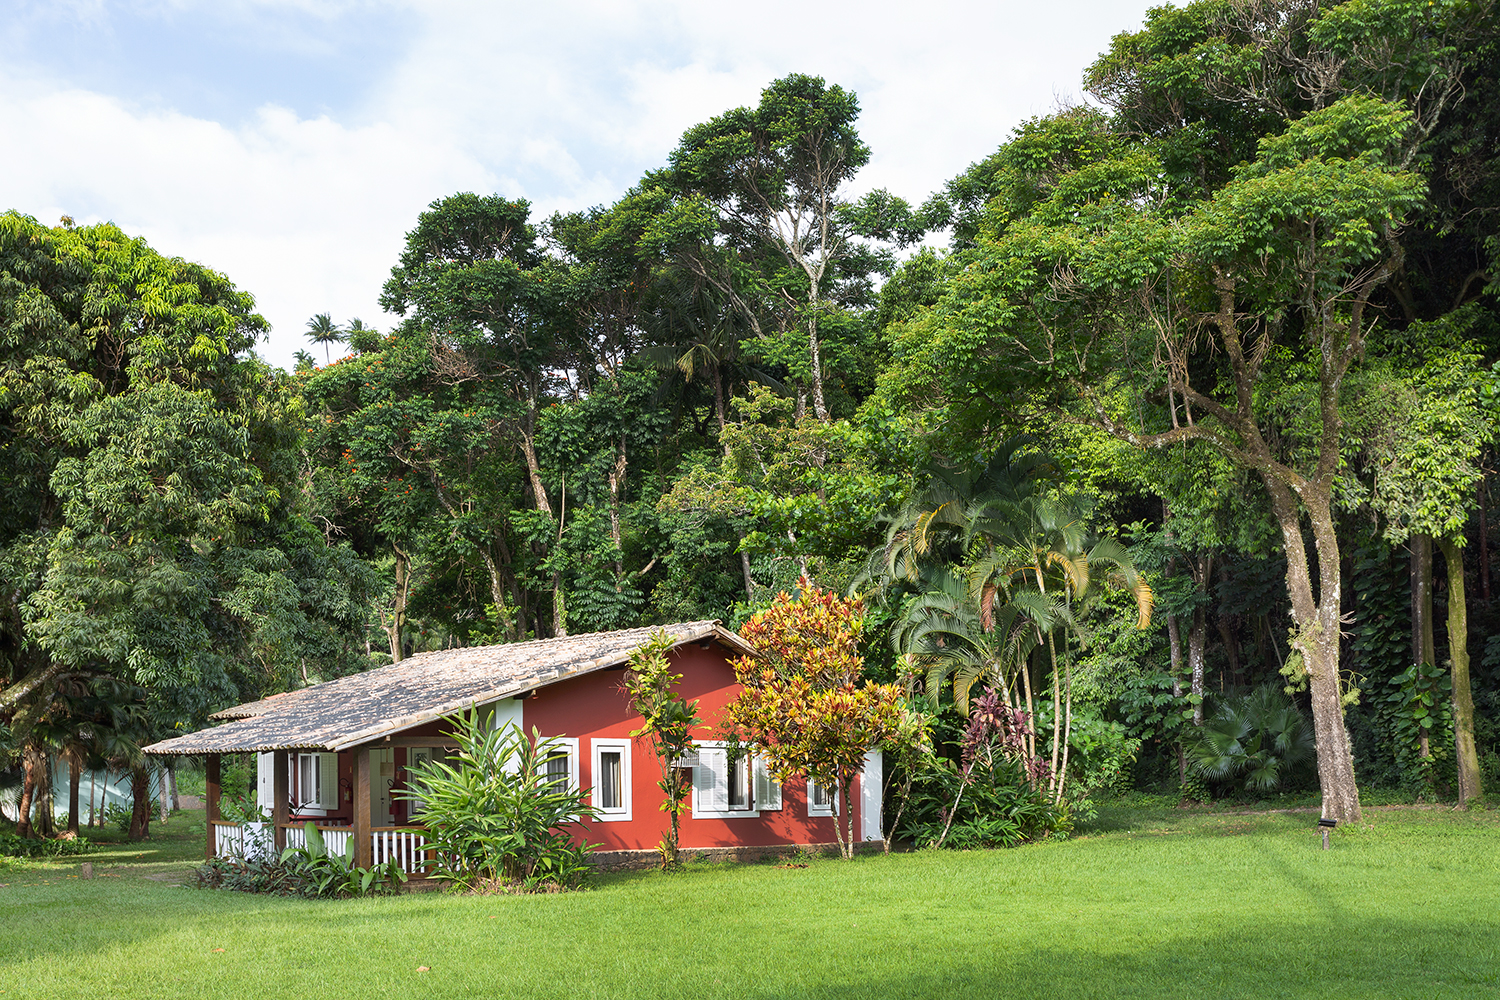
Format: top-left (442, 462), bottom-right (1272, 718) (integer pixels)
top-left (3, 0), bottom-right (1498, 837)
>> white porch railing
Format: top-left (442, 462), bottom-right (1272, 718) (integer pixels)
top-left (213, 821), bottom-right (431, 876)
top-left (280, 823), bottom-right (352, 857)
top-left (212, 820), bottom-right (245, 859)
top-left (372, 827), bottom-right (431, 875)
top-left (212, 820), bottom-right (272, 860)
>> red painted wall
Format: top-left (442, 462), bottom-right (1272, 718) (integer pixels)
top-left (521, 642), bottom-right (860, 852)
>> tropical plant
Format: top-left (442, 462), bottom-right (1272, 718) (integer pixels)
top-left (622, 630), bottom-right (703, 869)
top-left (876, 686), bottom-right (938, 855)
top-left (278, 823), bottom-right (407, 898)
top-left (1183, 687), bottom-right (1316, 795)
top-left (897, 691), bottom-right (1068, 851)
top-left (0, 832), bottom-right (94, 857)
top-left (398, 710), bottom-right (600, 891)
top-left (304, 312), bottom-right (343, 363)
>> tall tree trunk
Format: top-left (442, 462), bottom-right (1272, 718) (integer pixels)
top-left (807, 304), bottom-right (828, 422)
top-left (15, 746), bottom-right (37, 838)
top-left (158, 767), bottom-right (170, 823)
top-left (384, 543), bottom-right (410, 662)
top-left (1189, 606), bottom-right (1208, 725)
top-left (1056, 639), bottom-right (1075, 805)
top-left (1411, 533), bottom-right (1435, 759)
top-left (1188, 553), bottom-right (1211, 723)
top-left (607, 435), bottom-right (628, 586)
top-left (128, 765), bottom-right (152, 840)
top-left (1265, 477), bottom-right (1361, 823)
top-left (36, 754), bottom-right (54, 837)
top-left (1167, 613), bottom-right (1186, 786)
top-left (1438, 538), bottom-right (1484, 804)
top-left (712, 364), bottom-right (729, 447)
top-left (1479, 478), bottom-right (1491, 604)
top-left (167, 759), bottom-right (180, 811)
top-left (1047, 633), bottom-right (1062, 789)
top-left (474, 547), bottom-right (518, 640)
top-left (551, 473), bottom-right (568, 638)
top-left (67, 751), bottom-right (81, 836)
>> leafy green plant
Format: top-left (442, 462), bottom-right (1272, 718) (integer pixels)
top-left (0, 832), bottom-right (94, 858)
top-left (1379, 661), bottom-right (1455, 795)
top-left (397, 710), bottom-right (600, 892)
top-left (190, 824), bottom-right (405, 898)
top-left (1064, 713), bottom-right (1142, 801)
top-left (189, 855), bottom-right (309, 895)
top-left (279, 823), bottom-right (407, 898)
top-left (1183, 687), bottom-right (1315, 795)
top-left (623, 629), bottom-right (702, 869)
top-left (898, 691), bottom-right (1069, 850)
top-left (898, 755), bottom-right (1070, 850)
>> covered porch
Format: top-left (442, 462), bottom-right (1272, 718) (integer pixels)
top-left (197, 736), bottom-right (458, 876)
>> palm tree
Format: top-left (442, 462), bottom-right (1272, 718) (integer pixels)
top-left (1184, 687), bottom-right (1315, 795)
top-left (867, 444), bottom-right (1153, 803)
top-left (856, 438), bottom-right (1059, 595)
top-left (305, 313), bottom-right (343, 364)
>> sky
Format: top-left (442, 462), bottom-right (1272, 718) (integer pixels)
top-left (0, 0), bottom-right (1160, 371)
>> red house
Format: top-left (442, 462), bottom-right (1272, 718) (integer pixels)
top-left (144, 622), bottom-right (883, 872)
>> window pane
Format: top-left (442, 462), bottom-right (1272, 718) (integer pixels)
top-left (727, 756), bottom-right (750, 809)
top-left (812, 782), bottom-right (829, 807)
top-left (599, 751), bottom-right (622, 810)
top-left (298, 755), bottom-right (317, 807)
top-left (544, 753), bottom-right (570, 791)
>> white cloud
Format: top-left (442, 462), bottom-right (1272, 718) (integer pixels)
top-left (0, 0), bottom-right (1157, 369)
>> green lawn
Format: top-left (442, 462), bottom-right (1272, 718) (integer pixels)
top-left (2, 803), bottom-right (1497, 999)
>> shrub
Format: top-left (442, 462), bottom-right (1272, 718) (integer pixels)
top-left (188, 824), bottom-right (405, 898)
top-left (399, 711), bottom-right (599, 892)
top-left (899, 756), bottom-right (1071, 849)
top-left (278, 824), bottom-right (407, 898)
top-left (1066, 714), bottom-right (1143, 801)
top-left (0, 833), bottom-right (95, 858)
top-left (1183, 686), bottom-right (1314, 796)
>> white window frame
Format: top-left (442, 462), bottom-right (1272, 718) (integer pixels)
top-left (807, 778), bottom-right (838, 818)
top-left (590, 739), bottom-right (632, 822)
top-left (539, 736), bottom-right (581, 794)
top-left (691, 741), bottom-right (779, 819)
top-left (294, 753), bottom-right (338, 813)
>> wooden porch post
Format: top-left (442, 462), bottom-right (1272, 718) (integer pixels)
top-left (272, 750), bottom-right (289, 851)
top-left (205, 754), bottom-right (221, 861)
top-left (353, 746), bottom-right (373, 868)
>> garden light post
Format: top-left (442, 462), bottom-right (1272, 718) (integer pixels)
top-left (1319, 816), bottom-right (1337, 850)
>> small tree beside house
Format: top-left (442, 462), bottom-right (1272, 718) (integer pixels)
top-left (724, 580), bottom-right (903, 859)
top-left (622, 630), bottom-right (703, 869)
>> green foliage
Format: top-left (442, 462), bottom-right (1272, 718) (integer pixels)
top-left (277, 823), bottom-right (407, 898)
top-left (1063, 713), bottom-right (1142, 801)
top-left (1183, 687), bottom-right (1315, 795)
top-left (623, 630), bottom-right (702, 868)
top-left (397, 710), bottom-right (599, 891)
top-left (0, 832), bottom-right (94, 857)
top-left (899, 755), bottom-right (1070, 850)
top-left (1379, 661), bottom-right (1456, 795)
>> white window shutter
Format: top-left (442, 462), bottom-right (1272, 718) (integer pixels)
top-left (319, 753), bottom-right (339, 810)
top-left (754, 757), bottom-right (782, 811)
top-left (696, 748), bottom-right (728, 812)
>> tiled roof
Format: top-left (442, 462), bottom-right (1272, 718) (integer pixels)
top-left (144, 621), bottom-right (752, 755)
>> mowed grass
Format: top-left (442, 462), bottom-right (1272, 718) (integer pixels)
top-left (2, 804), bottom-right (1497, 999)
